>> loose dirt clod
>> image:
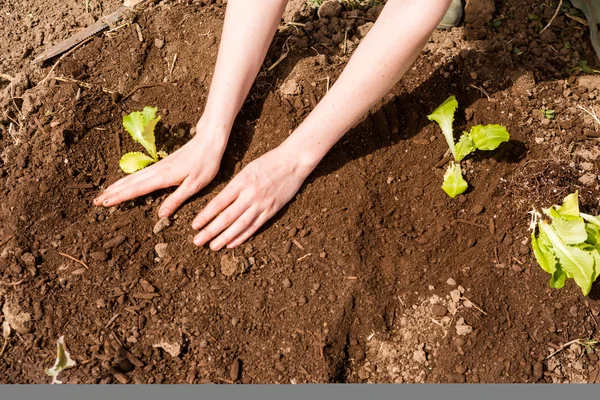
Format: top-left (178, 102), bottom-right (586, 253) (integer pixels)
top-left (153, 218), bottom-right (171, 234)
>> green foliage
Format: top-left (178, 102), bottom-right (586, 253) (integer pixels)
top-left (442, 162), bottom-right (468, 198)
top-left (531, 192), bottom-right (600, 296)
top-left (45, 336), bottom-right (76, 384)
top-left (427, 96), bottom-right (510, 198)
top-left (119, 107), bottom-right (166, 173)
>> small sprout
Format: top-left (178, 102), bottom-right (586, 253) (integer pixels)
top-left (45, 336), bottom-right (76, 384)
top-left (119, 106), bottom-right (167, 173)
top-left (428, 96), bottom-right (510, 198)
top-left (542, 109), bottom-right (555, 119)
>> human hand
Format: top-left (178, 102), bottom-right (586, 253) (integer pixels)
top-left (93, 118), bottom-right (229, 218)
top-left (191, 145), bottom-right (316, 250)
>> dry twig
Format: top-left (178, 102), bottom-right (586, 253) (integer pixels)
top-left (540, 0), bottom-right (563, 34)
top-left (58, 252), bottom-right (89, 269)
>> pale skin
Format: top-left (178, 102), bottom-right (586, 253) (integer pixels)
top-left (94, 0), bottom-right (452, 250)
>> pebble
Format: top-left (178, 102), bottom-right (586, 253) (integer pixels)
top-left (554, 302), bottom-right (563, 310)
top-left (298, 296), bottom-right (308, 305)
top-left (104, 234), bottom-right (126, 249)
top-left (90, 251), bottom-right (108, 261)
top-left (282, 278), bottom-right (292, 288)
top-left (154, 38), bottom-right (165, 49)
top-left (155, 243), bottom-right (168, 259)
top-left (455, 365), bottom-right (467, 374)
top-left (471, 204), bottom-right (484, 215)
top-left (533, 362), bottom-right (544, 380)
top-left (446, 278), bottom-right (457, 286)
top-left (139, 278), bottom-right (155, 293)
top-left (569, 305), bottom-right (578, 317)
top-left (229, 359), bottom-right (241, 381)
top-left (412, 187), bottom-right (423, 197)
top-left (153, 218), bottom-right (171, 234)
top-left (432, 304), bottom-right (448, 317)
top-left (328, 293), bottom-right (337, 302)
top-left (312, 283), bottom-right (321, 291)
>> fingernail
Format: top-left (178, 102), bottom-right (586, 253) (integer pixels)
top-left (159, 208), bottom-right (170, 218)
top-left (210, 242), bottom-right (222, 251)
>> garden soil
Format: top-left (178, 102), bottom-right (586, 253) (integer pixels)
top-left (2, 0), bottom-right (600, 384)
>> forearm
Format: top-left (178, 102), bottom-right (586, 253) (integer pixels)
top-left (281, 0), bottom-right (451, 169)
top-left (201, 0), bottom-right (289, 134)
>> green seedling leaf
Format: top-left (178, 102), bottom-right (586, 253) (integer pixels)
top-left (45, 336), bottom-right (76, 384)
top-left (540, 221), bottom-right (596, 296)
top-left (120, 152), bottom-right (156, 174)
top-left (544, 208), bottom-right (587, 245)
top-left (122, 106), bottom-right (161, 160)
top-left (556, 191), bottom-right (581, 217)
top-left (469, 124), bottom-right (510, 151)
top-left (442, 162), bottom-right (468, 198)
top-left (455, 132), bottom-right (476, 162)
top-left (427, 95), bottom-right (458, 159)
top-left (542, 109), bottom-right (555, 119)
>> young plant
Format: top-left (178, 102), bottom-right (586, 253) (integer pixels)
top-left (45, 336), bottom-right (76, 384)
top-left (530, 191), bottom-right (600, 296)
top-left (427, 95), bottom-right (510, 198)
top-left (119, 106), bottom-right (167, 174)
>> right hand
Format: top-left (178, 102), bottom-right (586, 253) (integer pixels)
top-left (93, 118), bottom-right (229, 218)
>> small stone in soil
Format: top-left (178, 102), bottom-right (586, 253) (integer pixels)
top-left (229, 358), bottom-right (241, 381)
top-left (298, 296), bottom-right (307, 305)
top-left (282, 278), bottom-right (292, 288)
top-left (153, 218), bottom-right (171, 234)
top-left (90, 251), bottom-right (108, 261)
top-left (154, 243), bottom-right (168, 259)
top-left (455, 365), bottom-right (467, 374)
top-left (328, 294), bottom-right (337, 302)
top-left (432, 304), bottom-right (448, 317)
top-left (533, 362), bottom-right (544, 380)
top-left (471, 204), bottom-right (484, 215)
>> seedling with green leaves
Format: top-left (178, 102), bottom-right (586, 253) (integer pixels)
top-left (45, 336), bottom-right (76, 384)
top-left (530, 191), bottom-right (600, 296)
top-left (427, 96), bottom-right (510, 198)
top-left (119, 106), bottom-right (167, 173)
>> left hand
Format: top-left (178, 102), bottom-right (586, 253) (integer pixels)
top-left (191, 146), bottom-right (315, 250)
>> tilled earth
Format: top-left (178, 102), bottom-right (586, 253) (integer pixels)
top-left (2, 0), bottom-right (600, 384)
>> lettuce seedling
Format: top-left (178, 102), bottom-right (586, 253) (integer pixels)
top-left (531, 191), bottom-right (600, 296)
top-left (427, 96), bottom-right (510, 198)
top-left (119, 107), bottom-right (167, 173)
top-left (45, 336), bottom-right (76, 384)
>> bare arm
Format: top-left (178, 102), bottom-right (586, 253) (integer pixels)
top-left (193, 0), bottom-right (453, 250)
top-left (94, 0), bottom-right (289, 216)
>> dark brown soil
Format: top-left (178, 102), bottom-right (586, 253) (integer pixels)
top-left (2, 0), bottom-right (600, 384)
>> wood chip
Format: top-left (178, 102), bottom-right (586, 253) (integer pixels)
top-left (109, 367), bottom-right (130, 384)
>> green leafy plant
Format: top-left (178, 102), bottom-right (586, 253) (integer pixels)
top-left (427, 96), bottom-right (510, 198)
top-left (542, 108), bottom-right (555, 119)
top-left (119, 107), bottom-right (167, 174)
top-left (45, 336), bottom-right (76, 384)
top-left (530, 191), bottom-right (600, 296)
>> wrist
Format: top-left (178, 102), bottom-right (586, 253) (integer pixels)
top-left (192, 116), bottom-right (232, 152)
top-left (278, 135), bottom-right (323, 179)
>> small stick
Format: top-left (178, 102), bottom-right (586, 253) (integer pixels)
top-left (565, 13), bottom-right (588, 26)
top-left (58, 252), bottom-right (89, 269)
top-left (39, 36), bottom-right (96, 85)
top-left (296, 253), bottom-right (312, 262)
top-left (105, 313), bottom-right (121, 329)
top-left (267, 38), bottom-right (290, 72)
top-left (545, 338), bottom-right (597, 359)
top-left (577, 105), bottom-right (600, 128)
top-left (540, 0), bottom-right (563, 34)
top-left (0, 73), bottom-right (13, 81)
top-left (134, 23), bottom-right (144, 42)
top-left (169, 53), bottom-right (178, 76)
top-left (461, 296), bottom-right (488, 315)
top-left (122, 83), bottom-right (164, 100)
top-left (469, 84), bottom-right (491, 101)
top-left (0, 279), bottom-right (24, 287)
top-left (292, 239), bottom-right (305, 250)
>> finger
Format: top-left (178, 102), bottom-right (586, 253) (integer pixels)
top-left (226, 212), bottom-right (270, 249)
top-left (192, 184), bottom-right (240, 230)
top-left (209, 207), bottom-right (260, 251)
top-left (93, 162), bottom-right (164, 205)
top-left (193, 200), bottom-right (247, 246)
top-left (158, 176), bottom-right (207, 218)
top-left (99, 174), bottom-right (173, 207)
